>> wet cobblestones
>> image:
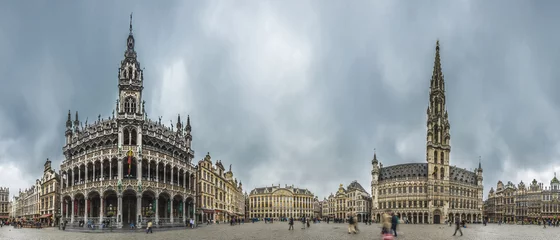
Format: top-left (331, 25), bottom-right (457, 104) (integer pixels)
top-left (1, 222), bottom-right (559, 240)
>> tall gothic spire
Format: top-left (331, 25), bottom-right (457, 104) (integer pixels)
top-left (129, 13), bottom-right (133, 35)
top-left (431, 40), bottom-right (445, 92)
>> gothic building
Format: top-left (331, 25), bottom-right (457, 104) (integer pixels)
top-left (322, 181), bottom-right (371, 222)
top-left (58, 15), bottom-right (197, 228)
top-left (370, 41), bottom-right (484, 224)
top-left (485, 175), bottom-right (560, 223)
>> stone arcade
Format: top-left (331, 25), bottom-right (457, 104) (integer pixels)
top-left (58, 15), bottom-right (197, 228)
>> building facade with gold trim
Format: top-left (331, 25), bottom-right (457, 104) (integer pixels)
top-left (484, 175), bottom-right (560, 223)
top-left (371, 42), bottom-right (484, 224)
top-left (248, 184), bottom-right (314, 219)
top-left (39, 159), bottom-right (60, 226)
top-left (196, 152), bottom-right (244, 223)
top-left (322, 181), bottom-right (371, 222)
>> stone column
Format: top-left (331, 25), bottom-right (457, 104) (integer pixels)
top-left (71, 198), bottom-right (75, 223)
top-left (170, 199), bottom-right (174, 224)
top-left (155, 197), bottom-right (159, 225)
top-left (183, 199), bottom-right (186, 224)
top-left (118, 194), bottom-right (123, 228)
top-left (137, 159), bottom-right (142, 181)
top-left (137, 195), bottom-right (142, 228)
top-left (85, 165), bottom-right (88, 183)
top-left (171, 167), bottom-right (174, 185)
top-left (118, 159), bottom-right (123, 180)
top-left (84, 198), bottom-right (88, 223)
top-left (99, 195), bottom-right (104, 223)
top-left (193, 198), bottom-right (196, 224)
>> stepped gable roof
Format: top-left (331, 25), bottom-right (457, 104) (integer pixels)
top-left (450, 166), bottom-right (477, 185)
top-left (347, 181), bottom-right (366, 193)
top-left (379, 163), bottom-right (428, 181)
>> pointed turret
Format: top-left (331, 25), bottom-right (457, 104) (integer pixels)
top-left (372, 148), bottom-right (378, 164)
top-left (186, 115), bottom-right (191, 132)
top-left (176, 114), bottom-right (182, 132)
top-left (66, 110), bottom-right (72, 128)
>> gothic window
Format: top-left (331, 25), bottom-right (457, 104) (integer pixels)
top-left (440, 152), bottom-right (444, 164)
top-left (434, 126), bottom-right (439, 143)
top-left (433, 166), bottom-right (438, 180)
top-left (131, 128), bottom-right (137, 145)
top-left (434, 150), bottom-right (438, 164)
top-left (440, 167), bottom-right (444, 179)
top-left (125, 97), bottom-right (137, 114)
top-left (123, 129), bottom-right (130, 145)
top-left (129, 66), bottom-right (133, 79)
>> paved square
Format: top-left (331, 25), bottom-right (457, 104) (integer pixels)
top-left (1, 222), bottom-right (560, 240)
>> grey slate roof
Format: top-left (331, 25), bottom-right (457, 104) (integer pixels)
top-left (449, 166), bottom-right (477, 185)
top-left (378, 163), bottom-right (478, 186)
top-left (379, 163), bottom-right (428, 180)
top-left (347, 181), bottom-right (367, 192)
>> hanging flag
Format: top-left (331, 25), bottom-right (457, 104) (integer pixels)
top-left (127, 150), bottom-right (133, 176)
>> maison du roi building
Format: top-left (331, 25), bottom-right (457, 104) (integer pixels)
top-left (370, 41), bottom-right (484, 224)
top-left (196, 152), bottom-right (245, 223)
top-left (248, 184), bottom-right (315, 219)
top-left (58, 17), bottom-right (197, 228)
top-left (320, 181), bottom-right (372, 222)
top-left (484, 175), bottom-right (560, 223)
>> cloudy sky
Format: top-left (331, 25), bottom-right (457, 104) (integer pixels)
top-left (1, 0), bottom-right (560, 200)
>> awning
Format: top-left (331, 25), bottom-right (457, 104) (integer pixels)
top-left (38, 214), bottom-right (52, 219)
top-left (0, 215), bottom-right (9, 219)
top-left (202, 209), bottom-right (215, 214)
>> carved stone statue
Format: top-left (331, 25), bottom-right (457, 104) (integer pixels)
top-left (118, 179), bottom-right (123, 193)
top-left (138, 179), bottom-right (142, 192)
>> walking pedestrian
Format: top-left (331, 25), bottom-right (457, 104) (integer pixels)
top-left (146, 220), bottom-right (153, 234)
top-left (391, 213), bottom-right (398, 237)
top-left (288, 217), bottom-right (294, 230)
top-left (348, 214), bottom-right (356, 234)
top-left (452, 216), bottom-right (463, 236)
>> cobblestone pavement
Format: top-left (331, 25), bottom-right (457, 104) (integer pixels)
top-left (1, 222), bottom-right (560, 240)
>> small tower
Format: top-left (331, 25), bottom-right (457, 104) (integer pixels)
top-left (371, 149), bottom-right (380, 218)
top-left (117, 13), bottom-right (144, 118)
top-left (185, 115), bottom-right (193, 150)
top-left (44, 158), bottom-right (52, 172)
top-left (73, 111), bottom-right (80, 132)
top-left (65, 110), bottom-right (73, 145)
top-left (176, 114), bottom-right (183, 134)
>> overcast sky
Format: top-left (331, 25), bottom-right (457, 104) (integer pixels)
top-left (1, 0), bottom-right (560, 201)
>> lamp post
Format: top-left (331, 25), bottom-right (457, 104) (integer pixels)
top-left (107, 204), bottom-right (114, 231)
top-left (56, 208), bottom-right (61, 230)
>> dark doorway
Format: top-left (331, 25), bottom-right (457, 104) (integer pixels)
top-left (434, 215), bottom-right (440, 224)
top-left (122, 190), bottom-right (137, 225)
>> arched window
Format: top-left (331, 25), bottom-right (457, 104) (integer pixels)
top-left (123, 129), bottom-right (130, 145)
top-left (433, 166), bottom-right (438, 180)
top-left (125, 97), bottom-right (136, 114)
top-left (131, 128), bottom-right (137, 145)
top-left (440, 152), bottom-right (444, 165)
top-left (434, 150), bottom-right (438, 164)
top-left (128, 66), bottom-right (133, 79)
top-left (440, 167), bottom-right (444, 179)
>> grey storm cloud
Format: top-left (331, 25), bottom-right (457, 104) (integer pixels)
top-left (1, 0), bottom-right (560, 199)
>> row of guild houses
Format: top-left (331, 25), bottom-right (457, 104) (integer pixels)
top-left (484, 174), bottom-right (560, 223)
top-left (8, 16), bottom-right (245, 228)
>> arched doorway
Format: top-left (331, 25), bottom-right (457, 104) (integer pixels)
top-left (173, 195), bottom-right (184, 224)
top-left (122, 189), bottom-right (137, 226)
top-left (158, 192), bottom-right (171, 224)
top-left (433, 209), bottom-right (441, 224)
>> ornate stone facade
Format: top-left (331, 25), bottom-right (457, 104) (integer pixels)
top-left (485, 175), bottom-right (560, 223)
top-left (39, 158), bottom-right (60, 226)
top-left (0, 187), bottom-right (9, 220)
top-left (195, 153), bottom-right (244, 223)
top-left (248, 184), bottom-right (314, 219)
top-left (322, 181), bottom-right (371, 222)
top-left (58, 16), bottom-right (197, 228)
top-left (371, 41), bottom-right (484, 224)
top-left (14, 181), bottom-right (41, 219)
